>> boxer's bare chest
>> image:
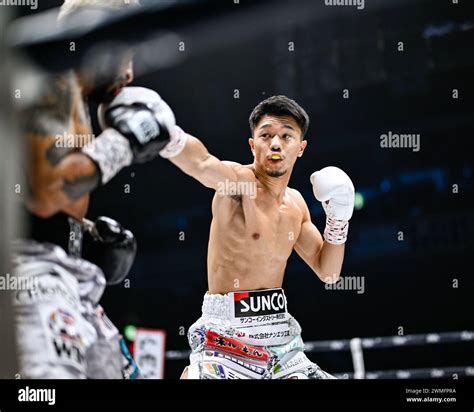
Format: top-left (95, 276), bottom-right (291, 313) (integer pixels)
top-left (212, 187), bottom-right (303, 260)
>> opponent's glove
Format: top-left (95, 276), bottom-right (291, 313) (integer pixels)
top-left (310, 166), bottom-right (355, 245)
top-left (82, 216), bottom-right (137, 285)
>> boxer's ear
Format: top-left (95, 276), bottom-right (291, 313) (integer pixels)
top-left (248, 138), bottom-right (255, 157)
top-left (297, 139), bottom-right (307, 158)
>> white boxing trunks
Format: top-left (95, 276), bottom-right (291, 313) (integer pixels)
top-left (11, 239), bottom-right (139, 379)
top-left (186, 288), bottom-right (335, 379)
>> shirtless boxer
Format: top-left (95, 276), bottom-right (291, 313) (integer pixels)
top-left (100, 89), bottom-right (355, 379)
top-left (12, 0), bottom-right (178, 379)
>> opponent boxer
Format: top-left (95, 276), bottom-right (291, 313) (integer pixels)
top-left (100, 89), bottom-right (355, 379)
top-left (12, 0), bottom-right (177, 379)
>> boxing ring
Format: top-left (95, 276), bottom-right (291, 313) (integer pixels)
top-left (166, 330), bottom-right (474, 379)
top-left (3, 0), bottom-right (472, 384)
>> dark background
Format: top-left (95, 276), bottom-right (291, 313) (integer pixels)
top-left (14, 0), bottom-right (474, 378)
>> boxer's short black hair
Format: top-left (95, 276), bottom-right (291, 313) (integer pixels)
top-left (249, 95), bottom-right (309, 139)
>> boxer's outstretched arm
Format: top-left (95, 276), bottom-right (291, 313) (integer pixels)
top-left (168, 133), bottom-right (245, 189)
top-left (293, 192), bottom-right (344, 284)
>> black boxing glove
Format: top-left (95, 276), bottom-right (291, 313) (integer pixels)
top-left (82, 217), bottom-right (137, 285)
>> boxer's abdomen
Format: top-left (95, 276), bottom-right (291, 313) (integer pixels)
top-left (207, 189), bottom-right (303, 294)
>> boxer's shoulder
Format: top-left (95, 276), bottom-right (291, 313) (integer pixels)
top-left (22, 71), bottom-right (79, 136)
top-left (286, 187), bottom-right (310, 217)
top-left (222, 161), bottom-right (257, 181)
top-left (286, 187), bottom-right (305, 203)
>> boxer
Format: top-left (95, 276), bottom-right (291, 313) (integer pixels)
top-left (100, 90), bottom-right (355, 379)
top-left (12, 0), bottom-right (176, 379)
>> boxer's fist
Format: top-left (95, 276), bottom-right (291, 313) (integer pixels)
top-left (98, 87), bottom-right (176, 163)
top-left (82, 216), bottom-right (137, 285)
top-left (310, 166), bottom-right (355, 222)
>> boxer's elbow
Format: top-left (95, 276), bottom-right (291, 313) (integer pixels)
top-left (197, 154), bottom-right (222, 188)
top-left (185, 153), bottom-right (228, 190)
top-left (195, 152), bottom-right (213, 173)
top-left (320, 272), bottom-right (341, 284)
top-left (313, 259), bottom-right (341, 284)
top-left (174, 153), bottom-right (213, 188)
top-left (313, 246), bottom-right (343, 284)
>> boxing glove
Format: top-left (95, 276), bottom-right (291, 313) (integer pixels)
top-left (310, 166), bottom-right (355, 244)
top-left (82, 216), bottom-right (137, 285)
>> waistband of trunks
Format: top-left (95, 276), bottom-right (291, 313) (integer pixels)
top-left (21, 206), bottom-right (83, 257)
top-left (201, 288), bottom-right (288, 322)
top-left (10, 238), bottom-right (106, 304)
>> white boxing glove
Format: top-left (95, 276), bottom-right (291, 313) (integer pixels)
top-left (97, 87), bottom-right (175, 135)
top-left (98, 87), bottom-right (187, 160)
top-left (310, 166), bottom-right (355, 244)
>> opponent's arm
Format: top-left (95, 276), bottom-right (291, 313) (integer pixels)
top-left (25, 74), bottom-right (101, 216)
top-left (28, 84), bottom-right (178, 217)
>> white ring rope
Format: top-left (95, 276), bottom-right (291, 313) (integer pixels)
top-left (166, 330), bottom-right (474, 360)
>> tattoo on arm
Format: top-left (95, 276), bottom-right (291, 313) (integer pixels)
top-left (24, 73), bottom-right (100, 202)
top-left (63, 173), bottom-right (100, 201)
top-left (45, 146), bottom-right (75, 167)
top-left (54, 150), bottom-right (101, 201)
top-left (22, 73), bottom-right (73, 137)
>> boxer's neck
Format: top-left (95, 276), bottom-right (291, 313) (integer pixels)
top-left (254, 166), bottom-right (293, 201)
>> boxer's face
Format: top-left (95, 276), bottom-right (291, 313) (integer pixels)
top-left (84, 55), bottom-right (134, 103)
top-left (107, 57), bottom-right (134, 98)
top-left (249, 115), bottom-right (307, 178)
